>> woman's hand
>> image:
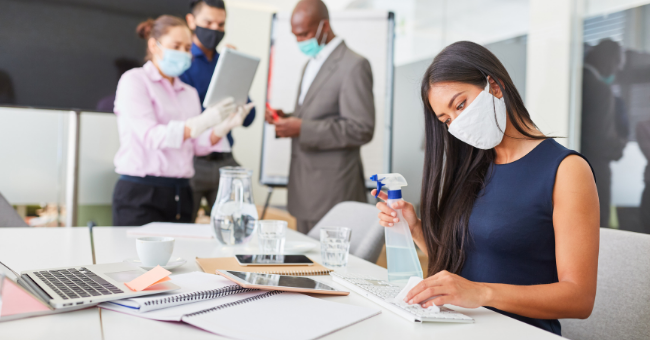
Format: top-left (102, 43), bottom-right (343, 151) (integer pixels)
top-left (405, 270), bottom-right (491, 309)
top-left (371, 189), bottom-right (420, 232)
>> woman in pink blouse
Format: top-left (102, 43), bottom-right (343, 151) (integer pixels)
top-left (112, 15), bottom-right (253, 226)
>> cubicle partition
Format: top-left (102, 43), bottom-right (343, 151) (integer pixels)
top-left (0, 107), bottom-right (119, 227)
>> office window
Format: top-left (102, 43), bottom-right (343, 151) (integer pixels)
top-left (581, 4), bottom-right (650, 233)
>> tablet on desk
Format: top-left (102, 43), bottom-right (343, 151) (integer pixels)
top-left (203, 48), bottom-right (260, 108)
top-left (235, 254), bottom-right (314, 266)
top-left (216, 270), bottom-right (349, 296)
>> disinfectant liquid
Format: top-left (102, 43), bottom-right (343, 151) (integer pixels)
top-left (371, 174), bottom-right (424, 285)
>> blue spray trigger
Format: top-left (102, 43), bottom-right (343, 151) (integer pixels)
top-left (370, 175), bottom-right (385, 198)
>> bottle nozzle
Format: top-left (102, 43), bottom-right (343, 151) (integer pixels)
top-left (369, 174), bottom-right (385, 198)
top-left (370, 173), bottom-right (407, 198)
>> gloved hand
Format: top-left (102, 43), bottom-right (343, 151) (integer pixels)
top-left (212, 102), bottom-right (255, 138)
top-left (185, 97), bottom-right (236, 138)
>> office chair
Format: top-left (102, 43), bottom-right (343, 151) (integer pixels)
top-left (0, 192), bottom-right (28, 227)
top-left (560, 228), bottom-right (650, 340)
top-left (308, 201), bottom-right (385, 263)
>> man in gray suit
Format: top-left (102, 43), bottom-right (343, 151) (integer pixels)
top-left (265, 0), bottom-right (375, 234)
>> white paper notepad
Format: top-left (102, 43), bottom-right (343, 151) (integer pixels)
top-left (182, 291), bottom-right (381, 340)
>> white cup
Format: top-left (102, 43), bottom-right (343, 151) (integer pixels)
top-left (136, 237), bottom-right (174, 267)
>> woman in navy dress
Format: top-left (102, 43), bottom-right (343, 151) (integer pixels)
top-left (373, 41), bottom-right (599, 336)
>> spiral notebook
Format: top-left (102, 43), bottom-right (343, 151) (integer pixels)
top-left (196, 256), bottom-right (333, 276)
top-left (181, 291), bottom-right (380, 340)
top-left (105, 272), bottom-right (256, 313)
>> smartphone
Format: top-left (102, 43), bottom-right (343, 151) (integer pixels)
top-left (235, 254), bottom-right (314, 266)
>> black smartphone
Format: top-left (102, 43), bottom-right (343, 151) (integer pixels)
top-left (235, 254), bottom-right (314, 266)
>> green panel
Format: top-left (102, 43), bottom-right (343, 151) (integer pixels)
top-left (77, 205), bottom-right (112, 226)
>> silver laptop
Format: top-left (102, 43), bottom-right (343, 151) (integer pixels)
top-left (1, 260), bottom-right (179, 311)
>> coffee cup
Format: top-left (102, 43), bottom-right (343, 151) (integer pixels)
top-left (136, 237), bottom-right (174, 267)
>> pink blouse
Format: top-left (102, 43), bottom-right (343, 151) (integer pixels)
top-left (113, 61), bottom-right (227, 178)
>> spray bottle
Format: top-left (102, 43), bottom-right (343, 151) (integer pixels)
top-left (371, 173), bottom-right (423, 284)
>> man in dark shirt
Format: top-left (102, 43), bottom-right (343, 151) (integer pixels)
top-left (181, 0), bottom-right (256, 221)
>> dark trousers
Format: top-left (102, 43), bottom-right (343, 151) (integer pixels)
top-left (190, 152), bottom-right (239, 221)
top-left (112, 176), bottom-right (193, 226)
top-left (591, 160), bottom-right (611, 229)
top-left (640, 183), bottom-right (650, 233)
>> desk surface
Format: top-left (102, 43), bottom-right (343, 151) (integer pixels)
top-left (92, 227), bottom-right (563, 340)
top-left (0, 228), bottom-right (103, 340)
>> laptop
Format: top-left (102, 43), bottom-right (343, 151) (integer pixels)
top-left (0, 260), bottom-right (179, 320)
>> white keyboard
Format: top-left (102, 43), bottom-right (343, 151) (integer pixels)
top-left (331, 272), bottom-right (474, 323)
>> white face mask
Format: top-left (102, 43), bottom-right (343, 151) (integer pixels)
top-left (447, 81), bottom-right (507, 150)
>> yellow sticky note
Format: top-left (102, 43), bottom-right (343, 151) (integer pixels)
top-left (125, 265), bottom-right (172, 292)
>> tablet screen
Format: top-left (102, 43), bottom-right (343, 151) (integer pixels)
top-left (226, 271), bottom-right (339, 291)
top-left (235, 254), bottom-right (314, 266)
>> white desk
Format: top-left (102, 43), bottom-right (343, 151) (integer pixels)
top-left (92, 227), bottom-right (563, 340)
top-left (0, 227), bottom-right (103, 340)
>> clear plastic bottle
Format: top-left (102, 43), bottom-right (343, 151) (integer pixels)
top-left (371, 174), bottom-right (424, 284)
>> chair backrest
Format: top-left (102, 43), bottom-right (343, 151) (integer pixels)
top-left (308, 201), bottom-right (385, 263)
top-left (560, 228), bottom-right (650, 340)
top-left (0, 192), bottom-right (28, 227)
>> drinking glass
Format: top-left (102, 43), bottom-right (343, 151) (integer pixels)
top-left (257, 220), bottom-right (287, 254)
top-left (320, 227), bottom-right (352, 268)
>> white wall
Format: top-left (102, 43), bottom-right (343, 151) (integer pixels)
top-left (0, 107), bottom-right (69, 205)
top-left (526, 0), bottom-right (582, 146)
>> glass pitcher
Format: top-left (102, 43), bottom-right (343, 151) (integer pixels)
top-left (211, 167), bottom-right (258, 245)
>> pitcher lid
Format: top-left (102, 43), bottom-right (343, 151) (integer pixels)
top-left (219, 166), bottom-right (253, 176)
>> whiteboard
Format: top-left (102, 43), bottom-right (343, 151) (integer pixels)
top-left (260, 10), bottom-right (395, 187)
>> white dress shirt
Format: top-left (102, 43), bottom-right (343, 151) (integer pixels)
top-left (298, 37), bottom-right (344, 106)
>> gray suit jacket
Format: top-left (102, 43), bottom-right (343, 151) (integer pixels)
top-left (287, 41), bottom-right (375, 221)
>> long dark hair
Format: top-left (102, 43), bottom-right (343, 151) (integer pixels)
top-left (420, 41), bottom-right (545, 276)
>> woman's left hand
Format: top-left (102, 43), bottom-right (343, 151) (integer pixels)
top-left (405, 270), bottom-right (491, 309)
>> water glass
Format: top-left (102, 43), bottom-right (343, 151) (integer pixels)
top-left (257, 220), bottom-right (287, 254)
top-left (320, 227), bottom-right (352, 268)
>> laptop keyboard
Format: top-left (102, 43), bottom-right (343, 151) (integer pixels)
top-left (33, 267), bottom-right (123, 300)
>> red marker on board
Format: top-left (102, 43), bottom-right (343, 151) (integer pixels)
top-left (266, 103), bottom-right (279, 121)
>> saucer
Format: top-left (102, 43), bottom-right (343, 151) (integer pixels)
top-left (124, 257), bottom-right (187, 270)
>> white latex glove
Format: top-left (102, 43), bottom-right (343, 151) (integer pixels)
top-left (212, 102), bottom-right (255, 138)
top-left (185, 97), bottom-right (236, 138)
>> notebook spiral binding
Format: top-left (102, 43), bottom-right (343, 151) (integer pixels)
top-left (143, 285), bottom-right (256, 307)
top-left (184, 291), bottom-right (284, 317)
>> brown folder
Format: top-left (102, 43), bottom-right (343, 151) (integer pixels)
top-left (195, 257), bottom-right (333, 276)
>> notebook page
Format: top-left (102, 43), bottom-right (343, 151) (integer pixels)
top-left (110, 272), bottom-right (253, 312)
top-left (182, 292), bottom-right (381, 340)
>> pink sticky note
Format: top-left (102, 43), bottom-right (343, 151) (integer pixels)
top-left (124, 265), bottom-right (171, 292)
top-left (1, 278), bottom-right (51, 316)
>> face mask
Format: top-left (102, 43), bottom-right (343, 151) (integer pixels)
top-left (195, 26), bottom-right (225, 50)
top-left (156, 42), bottom-right (192, 77)
top-left (447, 81), bottom-right (507, 150)
top-left (297, 20), bottom-right (327, 58)
top-left (602, 73), bottom-right (616, 85)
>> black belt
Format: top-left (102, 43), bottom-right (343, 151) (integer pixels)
top-left (119, 175), bottom-right (189, 220)
top-left (197, 152), bottom-right (233, 162)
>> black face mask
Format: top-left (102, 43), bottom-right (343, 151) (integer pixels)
top-left (195, 26), bottom-right (225, 50)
